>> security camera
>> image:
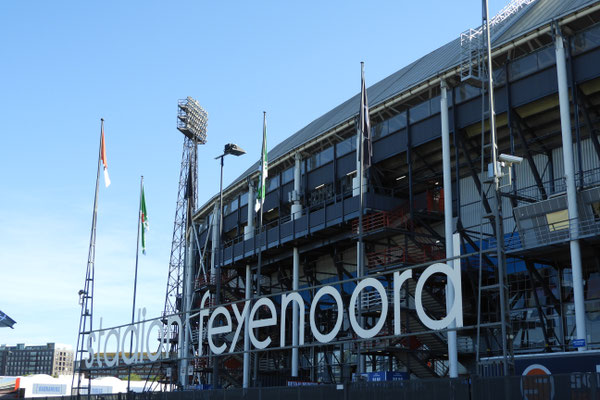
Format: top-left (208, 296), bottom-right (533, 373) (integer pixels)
top-left (499, 153), bottom-right (524, 165)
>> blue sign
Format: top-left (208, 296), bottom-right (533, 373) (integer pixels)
top-left (353, 371), bottom-right (409, 382)
top-left (573, 339), bottom-right (586, 348)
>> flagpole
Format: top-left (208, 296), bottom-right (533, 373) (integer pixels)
top-left (72, 118), bottom-right (103, 400)
top-left (253, 111), bottom-right (266, 385)
top-left (127, 175), bottom-right (143, 393)
top-left (357, 62), bottom-right (366, 374)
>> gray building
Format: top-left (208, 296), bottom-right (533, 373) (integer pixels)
top-left (0, 343), bottom-right (74, 377)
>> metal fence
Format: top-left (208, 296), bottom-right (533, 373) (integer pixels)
top-left (22, 373), bottom-right (600, 400)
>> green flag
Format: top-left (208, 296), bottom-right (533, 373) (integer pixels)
top-left (141, 185), bottom-right (148, 254)
top-left (255, 112), bottom-right (268, 212)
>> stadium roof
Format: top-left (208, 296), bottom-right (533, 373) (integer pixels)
top-left (197, 0), bottom-right (598, 216)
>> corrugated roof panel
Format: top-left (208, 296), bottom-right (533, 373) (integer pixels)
top-left (495, 0), bottom-right (597, 44)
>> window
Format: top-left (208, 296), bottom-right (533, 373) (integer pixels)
top-left (230, 197), bottom-right (238, 213)
top-left (456, 84), bottom-right (479, 103)
top-left (429, 95), bottom-right (441, 115)
top-left (281, 167), bottom-right (294, 184)
top-left (546, 209), bottom-right (569, 231)
top-left (537, 46), bottom-right (554, 69)
top-left (592, 201), bottom-right (600, 221)
top-left (240, 192), bottom-right (248, 206)
top-left (510, 53), bottom-right (537, 81)
top-left (336, 135), bottom-right (356, 156)
top-left (388, 112), bottom-right (406, 133)
top-left (371, 120), bottom-right (389, 140)
top-left (267, 174), bottom-right (279, 192)
top-left (409, 100), bottom-right (430, 123)
top-left (572, 24), bottom-right (600, 55)
top-left (307, 146), bottom-right (334, 171)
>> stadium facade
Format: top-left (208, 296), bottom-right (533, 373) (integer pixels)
top-left (178, 0), bottom-right (600, 388)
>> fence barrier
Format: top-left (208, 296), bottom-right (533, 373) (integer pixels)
top-left (22, 372), bottom-right (600, 400)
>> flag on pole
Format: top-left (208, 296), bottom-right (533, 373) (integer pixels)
top-left (359, 64), bottom-right (372, 169)
top-left (255, 112), bottom-right (268, 212)
top-left (141, 184), bottom-right (149, 254)
top-left (100, 121), bottom-right (111, 187)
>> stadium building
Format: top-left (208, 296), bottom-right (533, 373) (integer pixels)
top-left (167, 0), bottom-right (600, 389)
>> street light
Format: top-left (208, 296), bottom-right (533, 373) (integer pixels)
top-left (213, 142), bottom-right (245, 387)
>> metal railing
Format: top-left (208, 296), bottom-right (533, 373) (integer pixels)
top-left (513, 167), bottom-right (600, 202)
top-left (501, 214), bottom-right (600, 252)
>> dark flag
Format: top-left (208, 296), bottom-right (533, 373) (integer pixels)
top-left (0, 310), bottom-right (16, 329)
top-left (359, 63), bottom-right (372, 169)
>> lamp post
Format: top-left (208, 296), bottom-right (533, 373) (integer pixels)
top-left (212, 142), bottom-right (245, 388)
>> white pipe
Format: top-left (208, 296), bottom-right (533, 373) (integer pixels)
top-left (180, 232), bottom-right (194, 388)
top-left (556, 30), bottom-right (587, 351)
top-left (291, 153), bottom-right (303, 219)
top-left (292, 153), bottom-right (301, 377)
top-left (441, 80), bottom-right (458, 377)
top-left (245, 184), bottom-right (255, 240)
top-left (210, 204), bottom-right (219, 281)
top-left (243, 264), bottom-right (251, 387)
top-left (292, 247), bottom-right (300, 377)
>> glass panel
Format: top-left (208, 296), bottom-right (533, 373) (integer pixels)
top-left (230, 197), bottom-right (238, 213)
top-left (372, 121), bottom-right (383, 140)
top-left (320, 146), bottom-right (334, 164)
top-left (336, 135), bottom-right (356, 156)
top-left (307, 153), bottom-right (318, 171)
top-left (537, 46), bottom-right (554, 69)
top-left (430, 95), bottom-right (441, 115)
top-left (388, 112), bottom-right (406, 133)
top-left (282, 166), bottom-right (294, 184)
top-left (510, 53), bottom-right (537, 80)
top-left (493, 67), bottom-right (506, 86)
top-left (456, 84), bottom-right (479, 103)
top-left (409, 100), bottom-right (430, 123)
top-left (307, 146), bottom-right (334, 171)
top-left (240, 191), bottom-right (248, 206)
top-left (267, 175), bottom-right (279, 191)
top-left (572, 24), bottom-right (600, 55)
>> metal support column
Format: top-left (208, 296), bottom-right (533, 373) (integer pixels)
top-left (243, 264), bottom-right (252, 388)
top-left (292, 152), bottom-right (303, 377)
top-left (555, 27), bottom-right (587, 351)
top-left (441, 80), bottom-right (458, 378)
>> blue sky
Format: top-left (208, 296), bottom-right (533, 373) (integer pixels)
top-left (0, 1), bottom-right (508, 347)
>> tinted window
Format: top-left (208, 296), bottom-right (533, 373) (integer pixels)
top-left (388, 112), bottom-right (407, 133)
top-left (282, 167), bottom-right (294, 184)
top-left (409, 100), bottom-right (430, 123)
top-left (336, 135), bottom-right (356, 156)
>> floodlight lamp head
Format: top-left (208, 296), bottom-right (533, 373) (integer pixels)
top-left (177, 97), bottom-right (208, 144)
top-left (224, 143), bottom-right (246, 157)
top-left (499, 153), bottom-right (524, 165)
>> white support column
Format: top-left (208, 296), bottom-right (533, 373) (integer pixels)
top-left (245, 184), bottom-right (255, 240)
top-left (292, 247), bottom-right (300, 377)
top-left (210, 203), bottom-right (219, 282)
top-left (243, 264), bottom-right (252, 388)
top-left (180, 231), bottom-right (194, 388)
top-left (291, 152), bottom-right (302, 377)
top-left (556, 30), bottom-right (587, 351)
top-left (441, 80), bottom-right (459, 377)
top-left (291, 152), bottom-right (302, 219)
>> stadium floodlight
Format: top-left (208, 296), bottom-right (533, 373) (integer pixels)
top-left (224, 143), bottom-right (246, 157)
top-left (177, 96), bottom-right (208, 144)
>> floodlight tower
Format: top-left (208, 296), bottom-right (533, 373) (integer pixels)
top-left (163, 97), bottom-right (208, 363)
